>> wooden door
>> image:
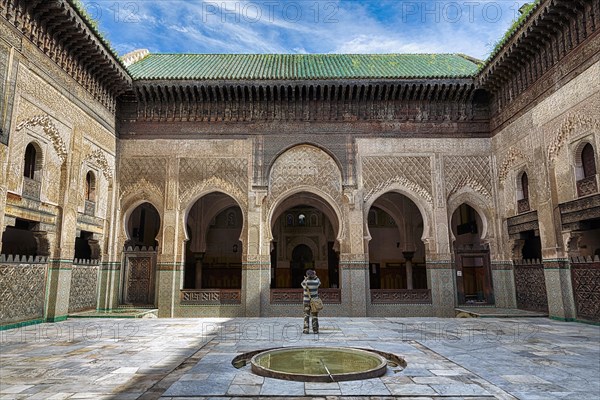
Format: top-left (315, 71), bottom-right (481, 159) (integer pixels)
top-left (456, 252), bottom-right (494, 305)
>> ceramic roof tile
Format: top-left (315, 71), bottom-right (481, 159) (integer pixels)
top-left (128, 53), bottom-right (480, 80)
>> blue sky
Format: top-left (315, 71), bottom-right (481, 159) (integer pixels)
top-left (82, 0), bottom-right (531, 60)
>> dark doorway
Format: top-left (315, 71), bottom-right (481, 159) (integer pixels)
top-left (291, 244), bottom-right (313, 288)
top-left (452, 204), bottom-right (494, 305)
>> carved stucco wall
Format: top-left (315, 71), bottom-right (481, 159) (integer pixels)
top-left (267, 145), bottom-right (343, 206)
top-left (363, 156), bottom-right (433, 204)
top-left (179, 158), bottom-right (248, 211)
top-left (492, 60), bottom-right (600, 259)
top-left (265, 144), bottom-right (345, 247)
top-left (10, 109), bottom-right (69, 204)
top-left (117, 139), bottom-right (251, 251)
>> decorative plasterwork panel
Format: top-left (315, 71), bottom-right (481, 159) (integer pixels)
top-left (16, 114), bottom-right (68, 163)
top-left (179, 158), bottom-right (248, 208)
top-left (548, 115), bottom-right (600, 163)
top-left (363, 156), bottom-right (432, 203)
top-left (119, 157), bottom-right (166, 196)
top-left (267, 145), bottom-right (343, 206)
top-left (498, 147), bottom-right (528, 183)
top-left (84, 149), bottom-right (113, 180)
top-left (445, 156), bottom-right (492, 200)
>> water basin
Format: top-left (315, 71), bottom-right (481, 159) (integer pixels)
top-left (249, 346), bottom-right (389, 382)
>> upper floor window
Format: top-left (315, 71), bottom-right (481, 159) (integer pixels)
top-left (576, 143), bottom-right (598, 197)
top-left (22, 142), bottom-right (42, 200)
top-left (24, 143), bottom-right (37, 179)
top-left (85, 171), bottom-right (96, 202)
top-left (298, 214), bottom-right (306, 226)
top-left (517, 172), bottom-right (530, 213)
top-left (582, 144), bottom-right (597, 178)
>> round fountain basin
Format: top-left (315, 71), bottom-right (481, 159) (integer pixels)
top-left (250, 346), bottom-right (388, 382)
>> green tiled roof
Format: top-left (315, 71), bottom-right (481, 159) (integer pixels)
top-left (128, 53), bottom-right (480, 81)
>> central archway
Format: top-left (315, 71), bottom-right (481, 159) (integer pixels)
top-left (270, 192), bottom-right (340, 289)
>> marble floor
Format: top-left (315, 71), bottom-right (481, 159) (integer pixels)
top-left (1, 317), bottom-right (599, 399)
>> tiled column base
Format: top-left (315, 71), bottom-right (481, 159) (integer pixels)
top-left (427, 260), bottom-right (455, 317)
top-left (340, 258), bottom-right (368, 317)
top-left (543, 259), bottom-right (577, 320)
top-left (242, 261), bottom-right (270, 317)
top-left (492, 261), bottom-right (517, 308)
top-left (45, 260), bottom-right (72, 322)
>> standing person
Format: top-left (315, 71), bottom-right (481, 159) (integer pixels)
top-left (301, 269), bottom-right (321, 334)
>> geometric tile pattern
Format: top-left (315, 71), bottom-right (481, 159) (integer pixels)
top-left (0, 264), bottom-right (47, 324)
top-left (513, 263), bottom-right (549, 313)
top-left (68, 264), bottom-right (99, 313)
top-left (571, 263), bottom-right (600, 322)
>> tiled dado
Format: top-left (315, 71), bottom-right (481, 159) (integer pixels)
top-left (542, 259), bottom-right (570, 269)
top-left (157, 262), bottom-right (185, 271)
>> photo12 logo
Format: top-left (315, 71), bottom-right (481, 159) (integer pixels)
top-left (82, 1), bottom-right (340, 24)
top-left (400, 1), bottom-right (525, 23)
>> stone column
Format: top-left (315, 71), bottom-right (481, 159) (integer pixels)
top-left (243, 190), bottom-right (270, 317)
top-left (45, 131), bottom-right (81, 322)
top-left (156, 158), bottom-right (181, 317)
top-left (540, 162), bottom-right (576, 320)
top-left (403, 251), bottom-right (414, 290)
top-left (428, 154), bottom-right (456, 317)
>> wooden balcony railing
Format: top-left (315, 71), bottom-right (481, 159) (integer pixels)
top-left (180, 289), bottom-right (241, 305)
top-left (517, 198), bottom-right (530, 213)
top-left (270, 288), bottom-right (341, 304)
top-left (370, 289), bottom-right (432, 304)
top-left (577, 175), bottom-right (598, 197)
top-left (84, 200), bottom-right (96, 216)
top-left (22, 177), bottom-right (41, 200)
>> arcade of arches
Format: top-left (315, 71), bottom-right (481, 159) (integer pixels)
top-left (1, 0), bottom-right (599, 326)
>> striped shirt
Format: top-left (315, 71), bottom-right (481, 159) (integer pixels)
top-left (301, 277), bottom-right (321, 303)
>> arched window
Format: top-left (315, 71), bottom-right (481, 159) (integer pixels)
top-left (22, 142), bottom-right (42, 200)
top-left (582, 144), bottom-right (597, 178)
top-left (24, 144), bottom-right (36, 179)
top-left (517, 172), bottom-right (530, 213)
top-left (85, 171), bottom-right (96, 201)
top-left (521, 173), bottom-right (529, 200)
top-left (298, 214), bottom-right (306, 226)
top-left (577, 143), bottom-right (598, 197)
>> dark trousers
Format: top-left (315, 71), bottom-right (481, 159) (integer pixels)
top-left (303, 303), bottom-right (319, 333)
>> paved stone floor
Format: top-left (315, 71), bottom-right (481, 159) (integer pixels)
top-left (1, 317), bottom-right (599, 399)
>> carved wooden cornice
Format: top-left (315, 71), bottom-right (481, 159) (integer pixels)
top-left (119, 79), bottom-right (487, 125)
top-left (479, 0), bottom-right (599, 118)
top-left (1, 0), bottom-right (132, 112)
